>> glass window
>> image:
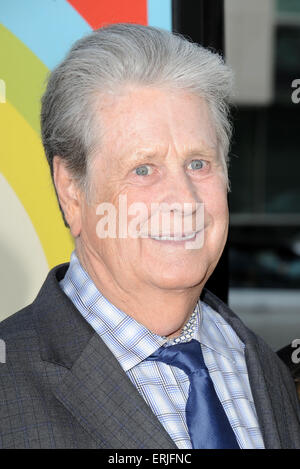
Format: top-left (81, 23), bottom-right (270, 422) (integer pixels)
top-left (226, 0), bottom-right (300, 349)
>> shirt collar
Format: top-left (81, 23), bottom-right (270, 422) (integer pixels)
top-left (196, 301), bottom-right (245, 365)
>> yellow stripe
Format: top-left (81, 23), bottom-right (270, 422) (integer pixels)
top-left (0, 24), bottom-right (48, 135)
top-left (0, 100), bottom-right (74, 267)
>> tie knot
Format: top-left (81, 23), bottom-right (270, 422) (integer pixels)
top-left (148, 339), bottom-right (206, 376)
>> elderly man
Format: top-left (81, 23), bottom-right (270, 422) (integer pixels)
top-left (0, 24), bottom-right (299, 449)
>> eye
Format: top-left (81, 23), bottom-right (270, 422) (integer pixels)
top-left (134, 165), bottom-right (153, 176)
top-left (187, 159), bottom-right (206, 171)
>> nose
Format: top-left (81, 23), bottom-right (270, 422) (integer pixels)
top-left (160, 165), bottom-right (201, 213)
top-left (153, 166), bottom-right (204, 235)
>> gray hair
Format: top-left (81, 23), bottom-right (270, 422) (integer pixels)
top-left (41, 23), bottom-right (234, 202)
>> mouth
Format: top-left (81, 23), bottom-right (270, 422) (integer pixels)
top-left (146, 230), bottom-right (204, 247)
top-left (150, 232), bottom-right (198, 241)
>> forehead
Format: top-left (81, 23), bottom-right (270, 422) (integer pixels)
top-left (94, 86), bottom-right (217, 160)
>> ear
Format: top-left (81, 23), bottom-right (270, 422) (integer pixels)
top-left (53, 156), bottom-right (82, 238)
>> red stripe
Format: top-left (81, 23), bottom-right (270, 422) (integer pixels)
top-left (67, 0), bottom-right (148, 30)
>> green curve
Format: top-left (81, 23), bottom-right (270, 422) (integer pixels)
top-left (0, 24), bottom-right (49, 135)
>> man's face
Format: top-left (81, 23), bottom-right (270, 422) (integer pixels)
top-left (77, 86), bottom-right (228, 293)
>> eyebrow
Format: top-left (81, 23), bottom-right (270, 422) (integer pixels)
top-left (129, 146), bottom-right (217, 163)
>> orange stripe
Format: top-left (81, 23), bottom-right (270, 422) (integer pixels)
top-left (67, 0), bottom-right (148, 30)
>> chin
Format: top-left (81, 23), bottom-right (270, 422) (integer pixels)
top-left (150, 268), bottom-right (207, 291)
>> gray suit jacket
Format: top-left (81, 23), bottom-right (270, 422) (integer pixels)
top-left (0, 263), bottom-right (300, 449)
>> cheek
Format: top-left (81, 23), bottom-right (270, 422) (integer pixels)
top-left (213, 196), bottom-right (228, 221)
top-left (120, 189), bottom-right (155, 231)
top-left (81, 204), bottom-right (99, 244)
top-left (201, 185), bottom-right (228, 241)
top-left (201, 179), bottom-right (228, 216)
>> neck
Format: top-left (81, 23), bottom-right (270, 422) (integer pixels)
top-left (75, 243), bottom-right (203, 338)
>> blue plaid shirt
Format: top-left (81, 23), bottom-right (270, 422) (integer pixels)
top-left (60, 251), bottom-right (264, 449)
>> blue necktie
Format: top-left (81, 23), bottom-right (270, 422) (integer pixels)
top-left (148, 339), bottom-right (239, 449)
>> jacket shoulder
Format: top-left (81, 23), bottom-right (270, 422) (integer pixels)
top-left (0, 263), bottom-right (69, 338)
top-left (0, 303), bottom-right (36, 338)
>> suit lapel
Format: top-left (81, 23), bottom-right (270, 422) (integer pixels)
top-left (52, 333), bottom-right (176, 449)
top-left (243, 340), bottom-right (282, 448)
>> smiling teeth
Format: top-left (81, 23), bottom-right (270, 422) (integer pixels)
top-left (151, 233), bottom-right (196, 241)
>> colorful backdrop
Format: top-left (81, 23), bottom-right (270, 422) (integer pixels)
top-left (0, 0), bottom-right (172, 319)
